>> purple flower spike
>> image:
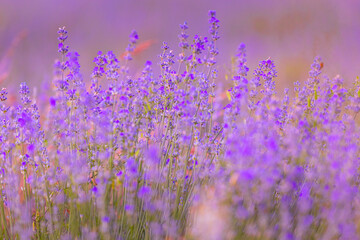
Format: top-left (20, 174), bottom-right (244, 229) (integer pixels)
top-left (0, 88), bottom-right (7, 101)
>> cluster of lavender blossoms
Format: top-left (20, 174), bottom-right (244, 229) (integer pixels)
top-left (1, 11), bottom-right (360, 240)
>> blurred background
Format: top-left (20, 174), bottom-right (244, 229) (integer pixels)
top-left (0, 0), bottom-right (360, 93)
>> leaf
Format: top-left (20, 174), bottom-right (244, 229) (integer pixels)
top-left (314, 86), bottom-right (318, 100)
top-left (226, 91), bottom-right (231, 101)
top-left (135, 149), bottom-right (140, 157)
top-left (144, 98), bottom-right (151, 113)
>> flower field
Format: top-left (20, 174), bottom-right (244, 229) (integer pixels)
top-left (1, 10), bottom-right (360, 240)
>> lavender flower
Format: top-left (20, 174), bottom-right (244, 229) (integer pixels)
top-left (0, 88), bottom-right (7, 101)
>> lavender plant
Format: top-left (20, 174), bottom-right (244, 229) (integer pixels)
top-left (1, 11), bottom-right (360, 240)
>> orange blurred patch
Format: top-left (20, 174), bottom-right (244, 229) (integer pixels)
top-left (120, 39), bottom-right (155, 59)
top-left (0, 30), bottom-right (27, 84)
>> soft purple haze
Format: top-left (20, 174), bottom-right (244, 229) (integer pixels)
top-left (1, 0), bottom-right (360, 89)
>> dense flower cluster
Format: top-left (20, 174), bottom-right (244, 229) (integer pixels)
top-left (1, 11), bottom-right (360, 240)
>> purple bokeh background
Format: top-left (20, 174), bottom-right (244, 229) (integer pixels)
top-left (1, 0), bottom-right (360, 91)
